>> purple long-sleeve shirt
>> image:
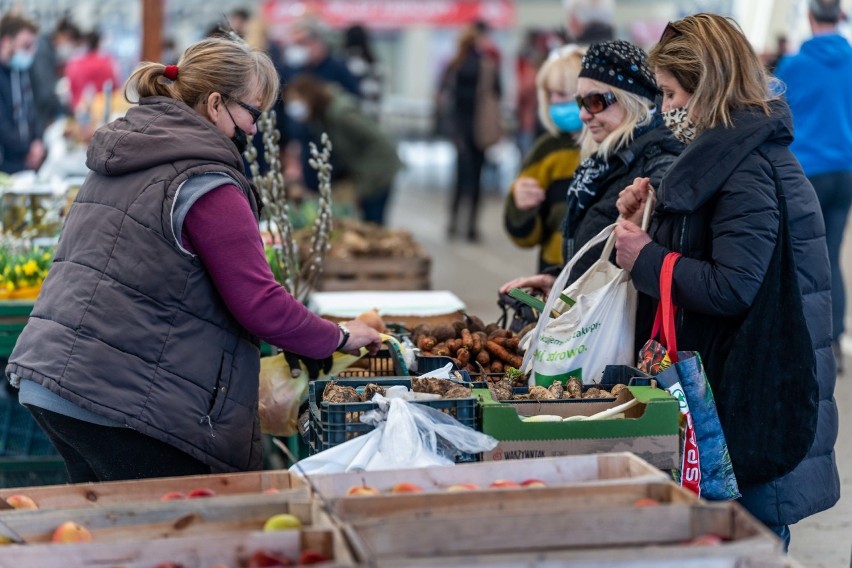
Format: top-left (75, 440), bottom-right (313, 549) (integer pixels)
top-left (181, 184), bottom-right (340, 358)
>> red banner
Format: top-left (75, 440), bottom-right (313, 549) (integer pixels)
top-left (263, 0), bottom-right (515, 33)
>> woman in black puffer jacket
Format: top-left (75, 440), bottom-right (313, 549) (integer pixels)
top-left (615, 14), bottom-right (840, 548)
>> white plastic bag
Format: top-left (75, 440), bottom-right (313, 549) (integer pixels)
top-left (293, 396), bottom-right (497, 475)
top-left (522, 224), bottom-right (636, 385)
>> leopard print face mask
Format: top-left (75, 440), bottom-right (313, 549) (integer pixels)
top-left (662, 102), bottom-right (698, 144)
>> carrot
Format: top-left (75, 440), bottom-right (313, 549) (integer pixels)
top-left (456, 347), bottom-right (471, 366)
top-left (460, 328), bottom-right (473, 350)
top-left (490, 360), bottom-right (504, 373)
top-left (476, 350), bottom-right (491, 366)
top-left (417, 336), bottom-right (436, 352)
top-left (487, 329), bottom-right (512, 340)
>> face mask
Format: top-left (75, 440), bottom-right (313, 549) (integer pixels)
top-left (9, 50), bottom-right (35, 71)
top-left (284, 45), bottom-right (310, 68)
top-left (224, 105), bottom-right (248, 154)
top-left (662, 102), bottom-right (698, 144)
top-left (285, 100), bottom-right (309, 122)
top-left (549, 101), bottom-right (583, 133)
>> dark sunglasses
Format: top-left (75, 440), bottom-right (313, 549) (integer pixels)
top-left (227, 97), bottom-right (263, 124)
top-left (575, 92), bottom-right (618, 115)
top-left (659, 21), bottom-right (683, 43)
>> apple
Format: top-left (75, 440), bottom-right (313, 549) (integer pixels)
top-left (686, 533), bottom-right (725, 546)
top-left (446, 483), bottom-right (480, 492)
top-left (51, 521), bottom-right (93, 543)
top-left (187, 487), bottom-right (216, 499)
top-left (5, 494), bottom-right (38, 509)
top-left (160, 491), bottom-right (187, 501)
top-left (633, 497), bottom-right (662, 508)
top-left (247, 549), bottom-right (294, 567)
top-left (262, 513), bottom-right (303, 532)
top-left (262, 488), bottom-right (281, 494)
top-left (299, 549), bottom-right (332, 565)
top-left (489, 480), bottom-right (521, 489)
top-left (345, 485), bottom-right (380, 496)
top-left (390, 482), bottom-right (423, 494)
top-left (520, 479), bottom-right (547, 488)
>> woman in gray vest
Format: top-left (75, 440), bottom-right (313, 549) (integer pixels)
top-left (5, 36), bottom-right (382, 481)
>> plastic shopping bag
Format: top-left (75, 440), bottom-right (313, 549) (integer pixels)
top-left (522, 224), bottom-right (636, 385)
top-left (640, 252), bottom-right (739, 501)
top-left (293, 396), bottom-right (498, 475)
top-left (258, 353), bottom-right (309, 437)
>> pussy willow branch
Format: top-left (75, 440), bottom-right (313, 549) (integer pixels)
top-left (247, 111), bottom-right (333, 303)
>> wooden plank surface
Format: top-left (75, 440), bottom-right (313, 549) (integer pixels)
top-left (0, 469), bottom-right (299, 510)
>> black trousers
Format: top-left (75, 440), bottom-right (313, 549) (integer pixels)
top-left (27, 405), bottom-right (212, 483)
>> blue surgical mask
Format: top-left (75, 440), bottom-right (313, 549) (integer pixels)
top-left (549, 101), bottom-right (583, 133)
top-left (9, 50), bottom-right (35, 71)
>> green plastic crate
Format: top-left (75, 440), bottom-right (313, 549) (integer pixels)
top-left (0, 456), bottom-right (67, 489)
top-left (0, 300), bottom-right (34, 360)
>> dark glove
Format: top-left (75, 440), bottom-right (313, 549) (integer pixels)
top-left (283, 351), bottom-right (333, 380)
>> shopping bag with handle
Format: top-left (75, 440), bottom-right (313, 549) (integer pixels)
top-left (522, 197), bottom-right (655, 386)
top-left (638, 252), bottom-right (739, 501)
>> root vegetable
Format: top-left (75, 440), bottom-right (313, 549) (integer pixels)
top-left (433, 342), bottom-right (450, 356)
top-left (323, 382), bottom-right (361, 403)
top-left (506, 337), bottom-right (521, 351)
top-left (433, 324), bottom-right (457, 343)
top-left (484, 323), bottom-right (500, 335)
top-left (466, 314), bottom-right (486, 332)
top-left (566, 377), bottom-right (583, 399)
top-left (417, 336), bottom-right (437, 352)
top-left (529, 385), bottom-right (556, 400)
top-left (456, 347), bottom-right (471, 366)
top-left (446, 338), bottom-right (463, 355)
top-left (611, 384), bottom-right (627, 396)
top-left (476, 350), bottom-right (491, 366)
top-left (490, 360), bottom-right (504, 373)
top-left (487, 329), bottom-right (512, 340)
top-left (548, 381), bottom-right (564, 399)
top-left (460, 328), bottom-right (473, 350)
top-left (485, 341), bottom-right (523, 368)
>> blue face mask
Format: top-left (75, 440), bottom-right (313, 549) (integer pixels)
top-left (9, 50), bottom-right (35, 71)
top-left (549, 101), bottom-right (583, 133)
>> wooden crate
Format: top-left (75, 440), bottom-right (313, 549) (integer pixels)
top-left (0, 526), bottom-right (355, 567)
top-left (300, 452), bottom-right (668, 499)
top-left (343, 500), bottom-right (783, 562)
top-left (0, 469), bottom-right (301, 510)
top-left (331, 480), bottom-right (696, 522)
top-left (0, 491), bottom-right (317, 545)
top-left (316, 256), bottom-right (431, 292)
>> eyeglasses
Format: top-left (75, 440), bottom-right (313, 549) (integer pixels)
top-left (227, 97), bottom-right (263, 124)
top-left (575, 92), bottom-right (618, 115)
top-left (659, 21), bottom-right (683, 43)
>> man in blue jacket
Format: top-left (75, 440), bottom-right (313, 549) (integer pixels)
top-left (775, 0), bottom-right (852, 373)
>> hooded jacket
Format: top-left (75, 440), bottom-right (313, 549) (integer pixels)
top-left (6, 96), bottom-right (264, 472)
top-left (631, 100), bottom-right (840, 526)
top-left (775, 33), bottom-right (852, 176)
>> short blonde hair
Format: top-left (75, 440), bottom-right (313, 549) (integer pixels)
top-left (579, 79), bottom-right (655, 160)
top-left (536, 46), bottom-right (585, 136)
top-left (124, 36), bottom-right (279, 111)
top-left (647, 13), bottom-right (778, 131)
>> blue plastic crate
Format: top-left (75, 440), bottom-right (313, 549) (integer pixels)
top-left (0, 397), bottom-right (58, 457)
top-left (308, 377), bottom-right (478, 460)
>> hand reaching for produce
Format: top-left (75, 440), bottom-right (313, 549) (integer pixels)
top-left (338, 319), bottom-right (383, 356)
top-left (512, 177), bottom-right (547, 210)
top-left (499, 274), bottom-right (556, 296)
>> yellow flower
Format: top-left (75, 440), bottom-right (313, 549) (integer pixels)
top-left (14, 265), bottom-right (21, 275)
top-left (5, 282), bottom-right (13, 291)
top-left (42, 252), bottom-right (51, 261)
top-left (22, 260), bottom-right (37, 276)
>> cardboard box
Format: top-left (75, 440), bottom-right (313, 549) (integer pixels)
top-left (477, 386), bottom-right (680, 470)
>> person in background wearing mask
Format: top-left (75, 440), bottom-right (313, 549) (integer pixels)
top-left (503, 46), bottom-right (586, 273)
top-left (29, 17), bottom-right (80, 129)
top-left (0, 13), bottom-right (45, 174)
top-left (6, 36), bottom-right (382, 482)
top-left (285, 74), bottom-right (401, 226)
top-left (775, 0), bottom-right (852, 374)
top-left (342, 23), bottom-right (384, 122)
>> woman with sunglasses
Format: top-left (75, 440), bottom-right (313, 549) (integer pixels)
top-left (5, 36), bottom-right (382, 482)
top-left (501, 39), bottom-right (682, 296)
top-left (615, 14), bottom-right (839, 547)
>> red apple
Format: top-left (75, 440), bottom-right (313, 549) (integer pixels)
top-left (187, 488), bottom-right (216, 499)
top-left (160, 491), bottom-right (187, 501)
top-left (51, 521), bottom-right (93, 543)
top-left (446, 483), bottom-right (480, 492)
top-left (247, 549), bottom-right (294, 567)
top-left (489, 480), bottom-right (521, 489)
top-left (520, 479), bottom-right (547, 488)
top-left (390, 482), bottom-right (424, 494)
top-left (299, 549), bottom-right (332, 565)
top-left (346, 485), bottom-right (380, 496)
top-left (5, 494), bottom-right (38, 509)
